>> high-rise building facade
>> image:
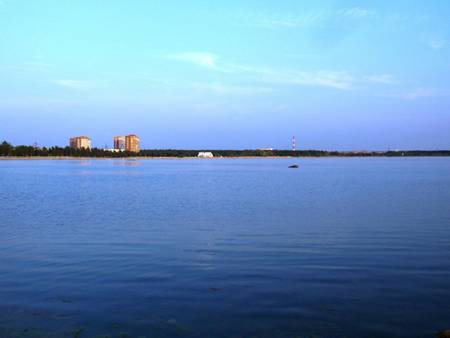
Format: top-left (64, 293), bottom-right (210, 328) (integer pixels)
top-left (70, 136), bottom-right (91, 149)
top-left (113, 136), bottom-right (126, 150)
top-left (125, 134), bottom-right (140, 153)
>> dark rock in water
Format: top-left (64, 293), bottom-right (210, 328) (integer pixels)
top-left (73, 328), bottom-right (85, 338)
top-left (437, 330), bottom-right (450, 338)
top-left (288, 164), bottom-right (299, 168)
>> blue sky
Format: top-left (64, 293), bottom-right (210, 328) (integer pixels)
top-left (1, 0), bottom-right (449, 150)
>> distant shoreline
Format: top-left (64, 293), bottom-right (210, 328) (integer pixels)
top-left (2, 141), bottom-right (449, 158)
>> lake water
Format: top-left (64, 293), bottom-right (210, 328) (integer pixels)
top-left (0, 158), bottom-right (449, 338)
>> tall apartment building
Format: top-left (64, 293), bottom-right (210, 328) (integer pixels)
top-left (113, 136), bottom-right (126, 150)
top-left (70, 136), bottom-right (92, 149)
top-left (125, 134), bottom-right (140, 153)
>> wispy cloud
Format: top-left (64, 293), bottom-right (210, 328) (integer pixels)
top-left (243, 67), bottom-right (356, 90)
top-left (336, 7), bottom-right (376, 19)
top-left (166, 52), bottom-right (218, 69)
top-left (235, 8), bottom-right (437, 30)
top-left (426, 37), bottom-right (446, 50)
top-left (365, 74), bottom-right (395, 84)
top-left (191, 82), bottom-right (273, 95)
top-left (53, 79), bottom-right (91, 90)
top-left (244, 13), bottom-right (325, 28)
top-left (236, 7), bottom-right (376, 29)
top-left (383, 88), bottom-right (450, 100)
top-left (167, 52), bottom-right (395, 91)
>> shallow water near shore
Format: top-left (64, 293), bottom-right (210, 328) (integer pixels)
top-left (1, 158), bottom-right (449, 338)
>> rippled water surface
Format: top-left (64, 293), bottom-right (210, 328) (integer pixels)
top-left (1, 158), bottom-right (449, 338)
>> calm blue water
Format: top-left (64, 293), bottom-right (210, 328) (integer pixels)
top-left (0, 158), bottom-right (449, 338)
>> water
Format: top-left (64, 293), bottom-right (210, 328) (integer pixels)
top-left (0, 158), bottom-right (449, 338)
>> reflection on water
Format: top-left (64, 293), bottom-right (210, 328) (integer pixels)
top-left (78, 159), bottom-right (92, 166)
top-left (112, 159), bottom-right (142, 167)
top-left (0, 158), bottom-right (449, 338)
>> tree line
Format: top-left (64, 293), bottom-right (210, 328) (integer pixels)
top-left (1, 141), bottom-right (449, 157)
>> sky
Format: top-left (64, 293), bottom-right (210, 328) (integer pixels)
top-left (0, 0), bottom-right (449, 150)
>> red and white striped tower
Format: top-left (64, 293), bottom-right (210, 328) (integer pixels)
top-left (292, 136), bottom-right (296, 151)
